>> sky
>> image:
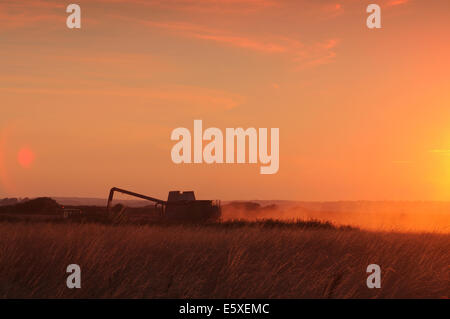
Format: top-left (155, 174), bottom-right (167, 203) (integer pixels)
top-left (0, 0), bottom-right (450, 201)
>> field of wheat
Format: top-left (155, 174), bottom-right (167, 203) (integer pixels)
top-left (0, 222), bottom-right (448, 298)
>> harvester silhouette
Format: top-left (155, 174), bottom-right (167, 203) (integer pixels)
top-left (106, 187), bottom-right (221, 222)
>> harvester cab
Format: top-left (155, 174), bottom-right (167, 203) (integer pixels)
top-left (106, 187), bottom-right (221, 223)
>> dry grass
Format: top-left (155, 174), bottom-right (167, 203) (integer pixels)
top-left (0, 222), bottom-right (448, 298)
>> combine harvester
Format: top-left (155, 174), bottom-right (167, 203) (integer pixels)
top-left (106, 187), bottom-right (221, 223)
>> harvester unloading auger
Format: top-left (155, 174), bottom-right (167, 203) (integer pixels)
top-left (106, 187), bottom-right (221, 222)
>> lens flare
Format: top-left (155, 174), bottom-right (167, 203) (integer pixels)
top-left (17, 147), bottom-right (35, 168)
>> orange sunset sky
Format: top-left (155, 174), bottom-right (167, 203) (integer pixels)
top-left (1, 0), bottom-right (450, 201)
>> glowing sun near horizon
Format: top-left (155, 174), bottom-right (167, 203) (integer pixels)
top-left (17, 147), bottom-right (35, 168)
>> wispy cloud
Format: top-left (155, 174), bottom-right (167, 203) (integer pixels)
top-left (0, 1), bottom-right (100, 29)
top-left (1, 0), bottom-right (65, 9)
top-left (1, 0), bottom-right (339, 68)
top-left (386, 0), bottom-right (409, 7)
top-left (141, 19), bottom-right (339, 68)
top-left (142, 20), bottom-right (287, 53)
top-left (322, 3), bottom-right (344, 18)
top-left (0, 10), bottom-right (63, 29)
top-left (0, 0), bottom-right (64, 29)
top-left (94, 0), bottom-right (279, 13)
